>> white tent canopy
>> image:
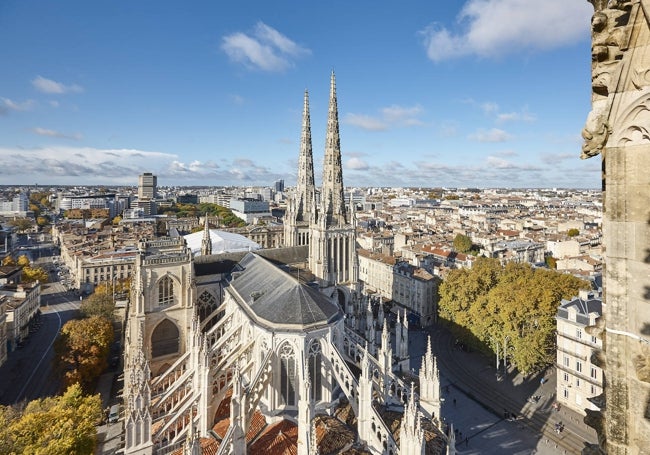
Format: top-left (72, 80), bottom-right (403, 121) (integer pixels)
top-left (183, 229), bottom-right (261, 256)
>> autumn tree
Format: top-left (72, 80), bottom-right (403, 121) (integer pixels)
top-left (54, 316), bottom-right (114, 391)
top-left (22, 266), bottom-right (49, 284)
top-left (2, 256), bottom-right (16, 266)
top-left (567, 228), bottom-right (580, 237)
top-left (438, 257), bottom-right (588, 374)
top-left (8, 218), bottom-right (33, 233)
top-left (80, 292), bottom-right (115, 319)
top-left (453, 233), bottom-right (473, 254)
top-left (0, 383), bottom-right (101, 455)
top-left (17, 254), bottom-right (30, 267)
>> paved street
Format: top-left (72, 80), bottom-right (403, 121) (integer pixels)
top-left (410, 325), bottom-right (599, 454)
top-left (0, 257), bottom-right (80, 405)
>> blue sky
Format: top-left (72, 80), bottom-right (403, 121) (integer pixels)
top-left (0, 0), bottom-right (598, 189)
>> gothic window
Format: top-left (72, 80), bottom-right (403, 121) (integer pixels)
top-left (151, 319), bottom-right (179, 358)
top-left (309, 341), bottom-right (322, 401)
top-left (158, 275), bottom-right (174, 306)
top-left (198, 291), bottom-right (217, 322)
top-left (279, 343), bottom-right (296, 406)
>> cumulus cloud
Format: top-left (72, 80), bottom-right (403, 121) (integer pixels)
top-left (421, 0), bottom-right (592, 61)
top-left (221, 22), bottom-right (311, 72)
top-left (345, 104), bottom-right (424, 131)
top-left (32, 76), bottom-right (83, 94)
top-left (469, 128), bottom-right (512, 142)
top-left (31, 127), bottom-right (83, 140)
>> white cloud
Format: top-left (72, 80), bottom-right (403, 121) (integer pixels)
top-left (2, 97), bottom-right (35, 112)
top-left (469, 128), bottom-right (512, 142)
top-left (345, 104), bottom-right (424, 131)
top-left (496, 110), bottom-right (536, 123)
top-left (221, 22), bottom-right (310, 72)
top-left (344, 114), bottom-right (388, 131)
top-left (31, 127), bottom-right (83, 140)
top-left (32, 76), bottom-right (83, 94)
top-left (421, 0), bottom-right (592, 61)
top-left (346, 157), bottom-right (370, 170)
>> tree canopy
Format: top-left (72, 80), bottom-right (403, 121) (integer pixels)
top-left (160, 202), bottom-right (246, 227)
top-left (8, 218), bottom-right (33, 233)
top-left (0, 383), bottom-right (101, 455)
top-left (79, 292), bottom-right (115, 320)
top-left (567, 228), bottom-right (580, 237)
top-left (438, 258), bottom-right (588, 374)
top-left (54, 316), bottom-right (114, 392)
top-left (453, 233), bottom-right (474, 254)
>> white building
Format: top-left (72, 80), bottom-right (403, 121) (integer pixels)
top-left (556, 290), bottom-right (603, 415)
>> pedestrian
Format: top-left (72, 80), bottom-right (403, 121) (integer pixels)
top-left (465, 437), bottom-right (468, 447)
top-left (453, 398), bottom-right (457, 406)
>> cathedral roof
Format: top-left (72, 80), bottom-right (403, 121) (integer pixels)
top-left (229, 252), bottom-right (342, 330)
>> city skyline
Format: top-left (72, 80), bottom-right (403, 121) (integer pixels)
top-left (0, 0), bottom-right (598, 189)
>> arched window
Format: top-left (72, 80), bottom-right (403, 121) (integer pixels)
top-left (151, 319), bottom-right (179, 358)
top-left (197, 291), bottom-right (217, 322)
top-left (309, 341), bottom-right (322, 401)
top-left (279, 343), bottom-right (296, 406)
top-left (158, 276), bottom-right (174, 306)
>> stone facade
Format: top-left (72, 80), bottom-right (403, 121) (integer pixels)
top-left (582, 1), bottom-right (650, 452)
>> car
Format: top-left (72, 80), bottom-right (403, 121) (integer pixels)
top-left (108, 404), bottom-right (120, 424)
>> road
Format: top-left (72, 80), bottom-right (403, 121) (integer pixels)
top-left (0, 256), bottom-right (80, 405)
top-left (413, 324), bottom-right (599, 454)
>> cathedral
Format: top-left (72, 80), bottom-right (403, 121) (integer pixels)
top-left (122, 73), bottom-right (450, 455)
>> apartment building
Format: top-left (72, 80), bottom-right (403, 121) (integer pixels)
top-left (556, 290), bottom-right (603, 415)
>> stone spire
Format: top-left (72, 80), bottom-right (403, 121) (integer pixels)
top-left (321, 71), bottom-right (346, 227)
top-left (200, 213), bottom-right (211, 256)
top-left (296, 89), bottom-right (316, 223)
top-left (379, 319), bottom-right (392, 401)
top-left (230, 368), bottom-right (247, 454)
top-left (400, 384), bottom-right (425, 455)
top-left (358, 344), bottom-right (373, 450)
top-left (298, 365), bottom-right (313, 455)
top-left (419, 336), bottom-right (442, 422)
top-left (124, 322), bottom-right (153, 454)
top-left (447, 423), bottom-right (456, 455)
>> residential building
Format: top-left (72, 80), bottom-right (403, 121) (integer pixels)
top-left (556, 289), bottom-right (603, 416)
top-left (1, 281), bottom-right (41, 351)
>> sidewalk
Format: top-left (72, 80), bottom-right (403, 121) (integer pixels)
top-left (413, 326), bottom-right (598, 453)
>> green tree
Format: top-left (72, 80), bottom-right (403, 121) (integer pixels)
top-left (36, 216), bottom-right (49, 227)
top-left (453, 233), bottom-right (473, 254)
top-left (545, 255), bottom-right (557, 269)
top-left (567, 228), bottom-right (580, 237)
top-left (80, 293), bottom-right (115, 319)
top-left (54, 316), bottom-right (114, 391)
top-left (112, 215), bottom-right (122, 225)
top-left (0, 383), bottom-right (101, 455)
top-left (438, 258), bottom-right (588, 374)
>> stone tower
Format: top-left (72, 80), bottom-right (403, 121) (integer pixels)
top-left (304, 72), bottom-right (358, 287)
top-left (582, 1), bottom-right (650, 453)
top-left (284, 90), bottom-right (316, 248)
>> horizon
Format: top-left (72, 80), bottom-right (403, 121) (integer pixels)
top-left (1, 1), bottom-right (599, 189)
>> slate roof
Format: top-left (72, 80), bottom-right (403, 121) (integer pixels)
top-left (228, 253), bottom-right (342, 331)
top-left (557, 295), bottom-right (602, 326)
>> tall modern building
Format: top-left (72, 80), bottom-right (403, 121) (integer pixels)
top-left (582, 1), bottom-right (650, 453)
top-left (138, 173), bottom-right (157, 200)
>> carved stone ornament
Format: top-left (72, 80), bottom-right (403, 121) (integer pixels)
top-left (582, 111), bottom-right (611, 159)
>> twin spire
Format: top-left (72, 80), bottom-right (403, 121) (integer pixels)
top-left (295, 71), bottom-right (348, 227)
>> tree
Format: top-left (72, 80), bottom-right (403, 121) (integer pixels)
top-left (112, 215), bottom-right (122, 225)
top-left (8, 218), bottom-right (33, 233)
top-left (17, 254), bottom-right (30, 267)
top-left (36, 216), bottom-right (49, 227)
top-left (80, 293), bottom-right (115, 319)
top-left (0, 383), bottom-right (101, 455)
top-left (22, 266), bottom-right (49, 284)
top-left (2, 256), bottom-right (16, 266)
top-left (54, 316), bottom-right (114, 391)
top-left (453, 233), bottom-right (473, 254)
top-left (438, 258), bottom-right (588, 374)
top-left (545, 255), bottom-right (557, 269)
top-left (567, 228), bottom-right (580, 237)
